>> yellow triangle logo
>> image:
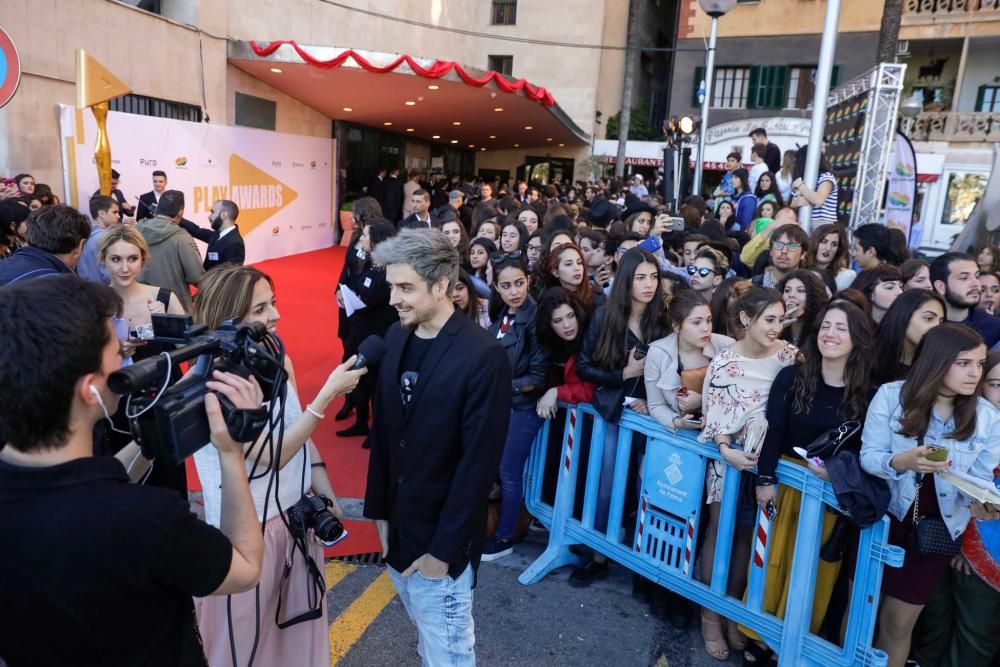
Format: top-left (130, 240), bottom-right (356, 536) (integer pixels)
top-left (75, 49), bottom-right (131, 108)
top-left (228, 154), bottom-right (298, 237)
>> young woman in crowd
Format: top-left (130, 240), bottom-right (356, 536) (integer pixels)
top-left (806, 223), bottom-right (856, 291)
top-left (861, 324), bottom-right (1000, 667)
top-left (716, 200), bottom-right (735, 231)
top-left (851, 265), bottom-right (904, 324)
top-left (474, 218), bottom-right (501, 242)
top-left (754, 172), bottom-right (784, 208)
top-left (731, 169), bottom-right (758, 233)
top-left (482, 253), bottom-right (550, 561)
top-left (775, 150), bottom-right (796, 203)
top-left (575, 248), bottom-right (669, 585)
top-left (439, 216), bottom-right (470, 266)
top-left (755, 200), bottom-right (777, 222)
top-left (979, 271), bottom-right (1000, 315)
top-left (453, 270), bottom-right (491, 329)
top-left (709, 277), bottom-right (753, 339)
top-left (977, 245), bottom-right (1000, 276)
top-left (698, 287), bottom-right (798, 659)
top-left (534, 287), bottom-right (595, 419)
top-left (499, 218), bottom-right (529, 254)
top-left (624, 206), bottom-right (654, 238)
top-left (191, 264), bottom-right (365, 666)
top-left (777, 269), bottom-right (829, 347)
top-left (517, 207), bottom-right (540, 235)
top-left (526, 230), bottom-right (544, 272)
top-left (900, 258), bottom-right (932, 291)
top-left (741, 301), bottom-right (874, 665)
top-left (873, 289), bottom-right (946, 385)
top-left (468, 237), bottom-right (497, 298)
top-left (544, 242), bottom-right (602, 312)
top-left (337, 219), bottom-right (398, 440)
top-left (14, 173), bottom-right (34, 196)
top-left (791, 147), bottom-right (839, 223)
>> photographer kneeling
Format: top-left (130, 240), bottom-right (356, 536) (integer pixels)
top-left (190, 265), bottom-right (365, 666)
top-left (0, 275), bottom-right (265, 665)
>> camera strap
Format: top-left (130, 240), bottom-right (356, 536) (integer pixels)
top-left (274, 530), bottom-right (327, 628)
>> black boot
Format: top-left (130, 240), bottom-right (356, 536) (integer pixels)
top-left (336, 423), bottom-right (370, 438)
top-left (334, 397), bottom-right (353, 421)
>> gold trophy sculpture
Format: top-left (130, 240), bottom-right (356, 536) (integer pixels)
top-left (75, 50), bottom-right (131, 196)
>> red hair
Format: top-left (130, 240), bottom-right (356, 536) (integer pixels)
top-left (544, 242), bottom-right (594, 313)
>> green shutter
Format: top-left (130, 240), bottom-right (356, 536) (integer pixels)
top-left (831, 65), bottom-right (842, 88)
top-left (768, 66), bottom-right (789, 108)
top-left (747, 66), bottom-right (763, 109)
top-left (976, 85), bottom-right (987, 112)
top-left (692, 66), bottom-right (705, 107)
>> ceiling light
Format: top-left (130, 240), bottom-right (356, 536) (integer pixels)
top-left (406, 128), bottom-right (415, 132)
top-left (546, 137), bottom-right (553, 142)
top-left (405, 101), bottom-right (416, 106)
top-left (452, 121), bottom-right (462, 126)
top-left (450, 139), bottom-right (458, 144)
top-left (493, 107), bottom-right (504, 112)
top-left (383, 122), bottom-right (393, 126)
top-left (480, 147), bottom-right (486, 151)
top-left (559, 143), bottom-right (565, 147)
top-left (342, 107), bottom-right (353, 112)
top-left (468, 144), bottom-right (475, 148)
top-left (524, 125), bottom-right (533, 130)
top-left (489, 135), bottom-right (496, 139)
top-left (428, 84), bottom-right (440, 90)
top-left (514, 143), bottom-right (520, 148)
top-left (270, 67), bottom-right (283, 74)
top-left (432, 135), bottom-right (441, 139)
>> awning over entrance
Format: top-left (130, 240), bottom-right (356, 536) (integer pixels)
top-left (227, 40), bottom-right (589, 151)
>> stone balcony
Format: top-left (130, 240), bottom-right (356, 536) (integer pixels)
top-left (906, 111), bottom-right (1000, 142)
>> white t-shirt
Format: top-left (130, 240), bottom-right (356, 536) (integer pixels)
top-left (749, 162), bottom-right (769, 194)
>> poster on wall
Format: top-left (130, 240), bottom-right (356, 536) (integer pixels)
top-left (59, 105), bottom-right (335, 264)
top-left (884, 131), bottom-right (918, 248)
top-left (824, 92), bottom-right (869, 224)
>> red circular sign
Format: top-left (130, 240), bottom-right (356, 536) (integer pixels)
top-left (0, 26), bottom-right (22, 109)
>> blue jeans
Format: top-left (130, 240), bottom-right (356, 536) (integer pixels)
top-left (387, 564), bottom-right (475, 667)
top-left (595, 421), bottom-right (619, 534)
top-left (496, 408), bottom-right (544, 540)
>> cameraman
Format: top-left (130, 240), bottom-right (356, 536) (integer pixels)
top-left (0, 276), bottom-right (265, 666)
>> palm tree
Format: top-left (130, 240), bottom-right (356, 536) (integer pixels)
top-left (614, 0), bottom-right (642, 179)
top-left (876, 0), bottom-right (904, 65)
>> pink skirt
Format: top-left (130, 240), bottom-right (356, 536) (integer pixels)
top-left (194, 514), bottom-right (329, 667)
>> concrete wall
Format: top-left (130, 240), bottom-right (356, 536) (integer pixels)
top-left (681, 0), bottom-right (884, 39)
top-left (225, 65), bottom-right (331, 137)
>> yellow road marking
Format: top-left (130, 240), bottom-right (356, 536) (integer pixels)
top-left (325, 560), bottom-right (356, 590)
top-left (328, 570), bottom-right (398, 665)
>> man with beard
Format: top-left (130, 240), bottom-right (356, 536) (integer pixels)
top-left (930, 251), bottom-right (1000, 347)
top-left (365, 229), bottom-right (511, 666)
top-left (180, 199), bottom-right (245, 271)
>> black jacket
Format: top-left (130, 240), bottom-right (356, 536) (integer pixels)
top-left (487, 297), bottom-right (550, 410)
top-left (135, 191), bottom-right (158, 221)
top-left (398, 213), bottom-right (436, 230)
top-left (380, 176), bottom-right (404, 223)
top-left (363, 312), bottom-right (512, 579)
top-left (179, 221), bottom-right (246, 270)
top-left (576, 306), bottom-right (646, 423)
top-left (344, 262), bottom-right (398, 353)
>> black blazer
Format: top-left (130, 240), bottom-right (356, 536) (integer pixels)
top-left (179, 220), bottom-right (246, 270)
top-left (379, 176), bottom-right (404, 223)
top-left (364, 312), bottom-right (512, 578)
top-left (487, 297), bottom-right (549, 410)
top-left (398, 213), bottom-right (435, 230)
top-left (136, 191), bottom-right (158, 221)
top-left (344, 262), bottom-right (398, 353)
top-left (577, 306), bottom-right (646, 423)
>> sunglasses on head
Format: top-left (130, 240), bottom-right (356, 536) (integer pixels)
top-left (687, 265), bottom-right (716, 278)
top-left (491, 250), bottom-right (523, 265)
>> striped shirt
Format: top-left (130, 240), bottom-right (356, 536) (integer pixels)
top-left (812, 172), bottom-right (839, 223)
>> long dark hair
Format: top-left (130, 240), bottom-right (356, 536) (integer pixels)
top-left (454, 270), bottom-right (481, 323)
top-left (536, 287), bottom-right (590, 361)
top-left (754, 171), bottom-right (784, 207)
top-left (488, 251), bottom-right (530, 321)
top-left (790, 301), bottom-right (873, 419)
top-left (668, 290), bottom-right (711, 333)
top-left (898, 324), bottom-right (986, 441)
top-left (873, 289), bottom-right (946, 384)
top-left (777, 269), bottom-right (829, 346)
top-left (850, 264), bottom-right (903, 304)
top-left (709, 277), bottom-right (753, 337)
top-left (593, 248), bottom-right (668, 370)
top-left (805, 223), bottom-right (849, 273)
top-left (499, 217), bottom-right (528, 252)
top-left (364, 219), bottom-right (397, 268)
top-left (469, 237), bottom-right (497, 281)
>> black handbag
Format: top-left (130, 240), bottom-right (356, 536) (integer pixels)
top-left (804, 420), bottom-right (861, 459)
top-left (908, 473), bottom-right (961, 557)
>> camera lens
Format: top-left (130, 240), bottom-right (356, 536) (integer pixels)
top-left (312, 510), bottom-right (344, 544)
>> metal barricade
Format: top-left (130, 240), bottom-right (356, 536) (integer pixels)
top-left (521, 403), bottom-right (904, 667)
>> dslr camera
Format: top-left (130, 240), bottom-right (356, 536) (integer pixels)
top-left (286, 492), bottom-right (346, 546)
top-left (108, 314), bottom-right (284, 464)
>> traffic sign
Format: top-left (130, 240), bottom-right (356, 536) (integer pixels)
top-left (0, 26), bottom-right (21, 109)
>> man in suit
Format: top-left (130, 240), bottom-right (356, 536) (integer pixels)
top-left (92, 169), bottom-right (135, 222)
top-left (366, 168), bottom-right (386, 201)
top-left (381, 168), bottom-right (404, 223)
top-left (179, 199), bottom-right (245, 271)
top-left (365, 229), bottom-right (511, 666)
top-left (398, 189), bottom-right (435, 230)
top-left (136, 170), bottom-right (168, 221)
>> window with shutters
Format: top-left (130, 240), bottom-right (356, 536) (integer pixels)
top-left (711, 67), bottom-right (752, 109)
top-left (109, 94), bottom-right (202, 122)
top-left (488, 55), bottom-right (514, 76)
top-left (491, 0), bottom-right (517, 25)
top-left (976, 86), bottom-right (1000, 113)
top-left (786, 67), bottom-right (816, 109)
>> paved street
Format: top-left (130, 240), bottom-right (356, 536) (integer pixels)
top-left (324, 528), bottom-right (738, 667)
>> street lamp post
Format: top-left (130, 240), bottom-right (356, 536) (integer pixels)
top-left (693, 0), bottom-right (737, 198)
top-left (899, 94), bottom-right (923, 138)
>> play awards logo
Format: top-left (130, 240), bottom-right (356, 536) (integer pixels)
top-left (895, 162), bottom-right (914, 178)
top-left (887, 192), bottom-right (911, 207)
top-left (191, 155), bottom-right (298, 236)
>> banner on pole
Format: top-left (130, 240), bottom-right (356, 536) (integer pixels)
top-left (884, 131), bottom-right (918, 248)
top-left (59, 105), bottom-right (335, 264)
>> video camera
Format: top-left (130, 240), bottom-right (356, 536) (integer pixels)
top-left (108, 313), bottom-right (284, 465)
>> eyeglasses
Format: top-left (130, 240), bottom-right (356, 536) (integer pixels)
top-left (491, 250), bottom-right (523, 265)
top-left (687, 265), bottom-right (717, 278)
top-left (772, 241), bottom-right (802, 252)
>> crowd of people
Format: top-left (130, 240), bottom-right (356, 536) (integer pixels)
top-left (3, 154), bottom-right (1000, 667)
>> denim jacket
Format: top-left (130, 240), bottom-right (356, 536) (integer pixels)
top-left (860, 381), bottom-right (1000, 539)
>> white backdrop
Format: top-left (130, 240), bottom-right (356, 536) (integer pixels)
top-left (59, 105), bottom-right (335, 264)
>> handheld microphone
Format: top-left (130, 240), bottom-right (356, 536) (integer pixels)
top-left (351, 335), bottom-right (388, 370)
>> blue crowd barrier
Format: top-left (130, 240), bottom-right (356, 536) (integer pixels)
top-left (521, 403), bottom-right (905, 667)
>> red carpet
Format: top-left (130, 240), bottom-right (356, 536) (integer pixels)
top-left (186, 246), bottom-right (380, 556)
